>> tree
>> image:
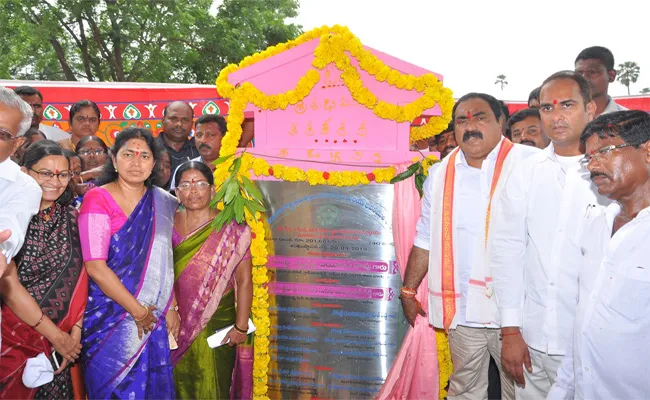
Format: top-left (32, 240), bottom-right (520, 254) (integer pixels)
top-left (640, 88), bottom-right (650, 94)
top-left (494, 74), bottom-right (508, 98)
top-left (0, 0), bottom-right (302, 83)
top-left (616, 61), bottom-right (640, 96)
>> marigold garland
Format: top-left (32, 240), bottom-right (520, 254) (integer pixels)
top-left (437, 329), bottom-right (453, 399)
top-left (214, 24), bottom-right (455, 400)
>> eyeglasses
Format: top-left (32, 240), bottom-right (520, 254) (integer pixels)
top-left (176, 181), bottom-right (211, 191)
top-left (579, 144), bottom-right (635, 168)
top-left (78, 149), bottom-right (106, 156)
top-left (74, 115), bottom-right (99, 124)
top-left (30, 169), bottom-right (72, 181)
top-left (0, 128), bottom-right (18, 142)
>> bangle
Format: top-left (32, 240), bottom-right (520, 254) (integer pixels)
top-left (134, 306), bottom-right (149, 322)
top-left (233, 324), bottom-right (247, 334)
top-left (169, 305), bottom-right (179, 312)
top-left (31, 311), bottom-right (45, 329)
top-left (73, 324), bottom-right (83, 331)
top-left (400, 286), bottom-right (417, 297)
top-left (499, 331), bottom-right (521, 340)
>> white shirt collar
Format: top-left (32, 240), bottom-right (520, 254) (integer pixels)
top-left (0, 158), bottom-right (21, 182)
top-left (456, 136), bottom-right (506, 168)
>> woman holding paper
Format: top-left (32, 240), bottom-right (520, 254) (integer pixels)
top-left (170, 161), bottom-right (253, 399)
top-left (78, 128), bottom-right (178, 399)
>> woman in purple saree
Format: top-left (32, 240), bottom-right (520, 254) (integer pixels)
top-left (77, 128), bottom-right (179, 399)
top-left (170, 161), bottom-right (253, 399)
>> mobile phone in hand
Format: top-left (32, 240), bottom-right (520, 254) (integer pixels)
top-left (51, 350), bottom-right (65, 370)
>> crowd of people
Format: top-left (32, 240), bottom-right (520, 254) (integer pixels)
top-left (402, 46), bottom-right (648, 400)
top-left (0, 44), bottom-right (648, 400)
top-left (0, 85), bottom-right (254, 399)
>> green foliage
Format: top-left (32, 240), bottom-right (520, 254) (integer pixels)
top-left (390, 157), bottom-right (439, 198)
top-left (210, 152), bottom-right (266, 232)
top-left (0, 0), bottom-right (302, 83)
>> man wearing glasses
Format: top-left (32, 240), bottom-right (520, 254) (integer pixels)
top-left (0, 87), bottom-right (42, 272)
top-left (549, 110), bottom-right (650, 399)
top-left (490, 71), bottom-right (610, 399)
top-left (13, 86), bottom-right (69, 142)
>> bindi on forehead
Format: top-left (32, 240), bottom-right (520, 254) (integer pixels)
top-left (553, 100), bottom-right (558, 105)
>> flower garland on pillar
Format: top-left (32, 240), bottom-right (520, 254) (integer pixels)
top-left (214, 25), bottom-right (454, 400)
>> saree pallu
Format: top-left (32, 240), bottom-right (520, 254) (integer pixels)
top-left (80, 188), bottom-right (177, 399)
top-left (171, 220), bottom-right (252, 399)
top-left (0, 204), bottom-right (88, 400)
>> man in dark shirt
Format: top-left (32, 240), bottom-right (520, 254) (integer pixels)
top-left (157, 101), bottom-right (199, 178)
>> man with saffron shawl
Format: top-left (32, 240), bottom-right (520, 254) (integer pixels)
top-left (170, 161), bottom-right (254, 399)
top-left (78, 128), bottom-right (178, 399)
top-left (400, 93), bottom-right (539, 399)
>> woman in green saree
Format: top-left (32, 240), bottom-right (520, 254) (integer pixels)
top-left (170, 161), bottom-right (254, 399)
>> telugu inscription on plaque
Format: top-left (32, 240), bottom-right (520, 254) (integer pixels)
top-left (259, 181), bottom-right (408, 399)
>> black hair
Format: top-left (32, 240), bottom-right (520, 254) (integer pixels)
top-left (69, 100), bottom-right (101, 124)
top-left (452, 92), bottom-right (503, 121)
top-left (580, 110), bottom-right (650, 147)
top-left (98, 127), bottom-right (164, 187)
top-left (528, 87), bottom-right (541, 105)
top-left (195, 114), bottom-right (227, 135)
top-left (508, 108), bottom-right (541, 129)
top-left (20, 140), bottom-right (74, 206)
top-left (499, 100), bottom-right (511, 121)
top-left (24, 127), bottom-right (46, 142)
top-left (434, 121), bottom-right (455, 144)
top-left (162, 101), bottom-right (194, 117)
top-left (62, 149), bottom-right (79, 161)
top-left (13, 86), bottom-right (43, 101)
top-left (575, 46), bottom-right (615, 71)
top-left (76, 135), bottom-right (108, 154)
top-left (173, 160), bottom-right (214, 186)
top-left (540, 70), bottom-right (592, 106)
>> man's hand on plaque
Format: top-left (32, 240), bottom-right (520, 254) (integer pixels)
top-left (400, 297), bottom-right (426, 327)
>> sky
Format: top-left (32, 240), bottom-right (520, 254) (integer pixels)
top-left (288, 0), bottom-right (650, 101)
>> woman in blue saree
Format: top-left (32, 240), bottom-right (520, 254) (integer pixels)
top-left (77, 127), bottom-right (179, 399)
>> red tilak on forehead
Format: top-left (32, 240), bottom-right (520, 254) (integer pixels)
top-left (467, 111), bottom-right (471, 119)
top-left (553, 100), bottom-right (558, 105)
top-left (135, 150), bottom-right (141, 157)
top-left (55, 169), bottom-right (59, 174)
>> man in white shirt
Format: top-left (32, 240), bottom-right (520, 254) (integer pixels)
top-left (13, 86), bottom-right (69, 142)
top-left (574, 47), bottom-right (628, 117)
top-left (0, 86), bottom-right (42, 268)
top-left (401, 92), bottom-right (539, 399)
top-left (0, 86), bottom-right (43, 361)
top-left (490, 71), bottom-right (610, 399)
top-left (548, 110), bottom-right (650, 400)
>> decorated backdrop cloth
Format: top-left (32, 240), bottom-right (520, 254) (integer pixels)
top-left (78, 187), bottom-right (177, 399)
top-left (171, 220), bottom-right (252, 399)
top-left (0, 203), bottom-right (87, 400)
top-left (376, 163), bottom-right (439, 400)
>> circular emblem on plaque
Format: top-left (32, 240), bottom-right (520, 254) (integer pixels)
top-left (316, 204), bottom-right (340, 228)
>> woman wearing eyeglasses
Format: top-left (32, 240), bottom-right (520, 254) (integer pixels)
top-left (0, 140), bottom-right (87, 399)
top-left (77, 127), bottom-right (178, 399)
top-left (59, 100), bottom-right (101, 152)
top-left (170, 161), bottom-right (254, 400)
top-left (73, 136), bottom-right (108, 198)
